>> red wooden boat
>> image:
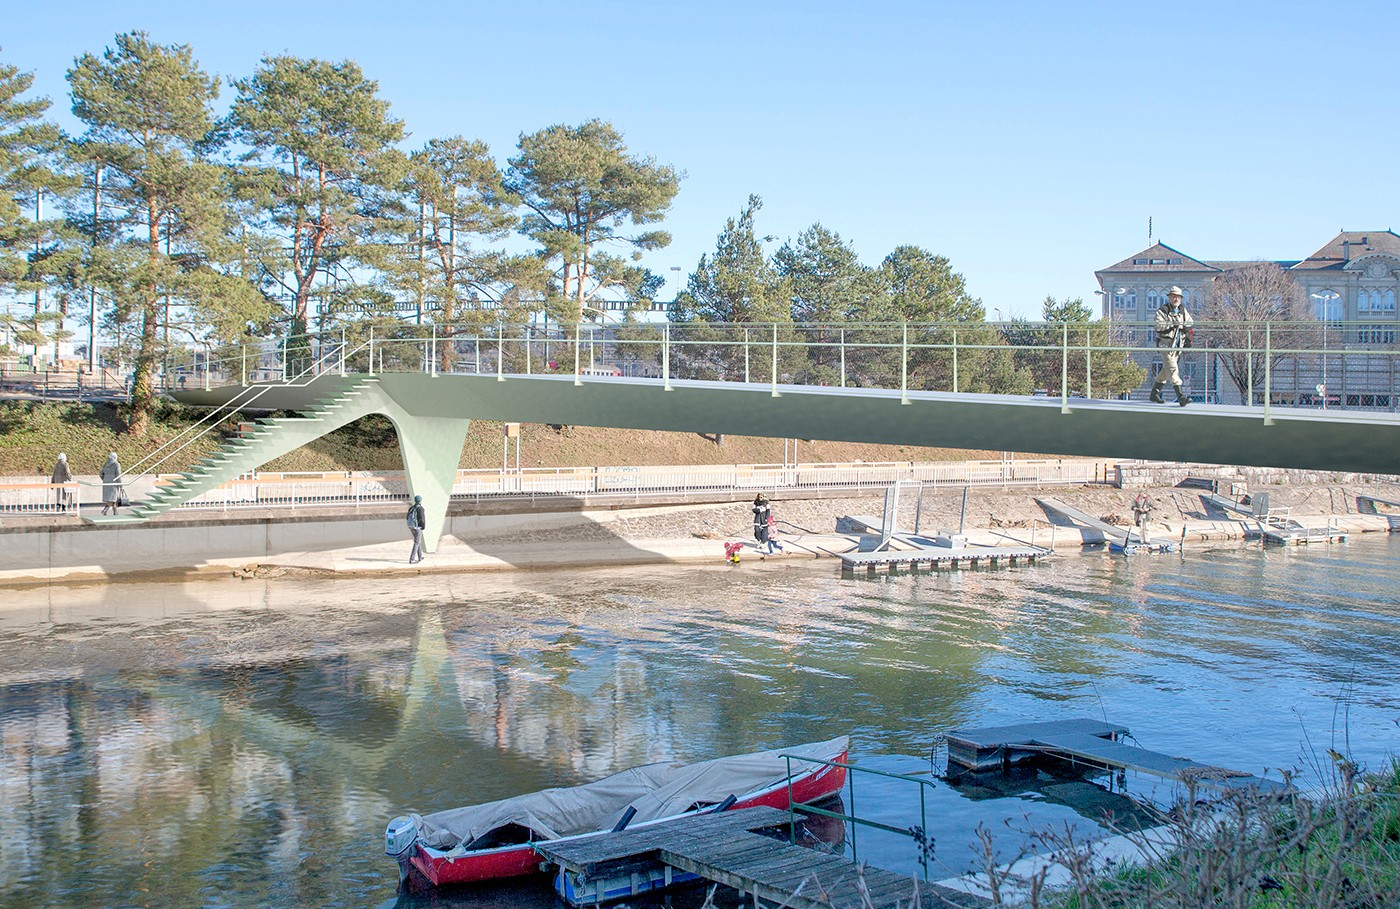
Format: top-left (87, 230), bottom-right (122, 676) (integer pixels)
top-left (385, 736), bottom-right (849, 888)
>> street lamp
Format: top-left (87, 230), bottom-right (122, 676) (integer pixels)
top-left (1311, 291), bottom-right (1339, 408)
top-left (1094, 286), bottom-right (1127, 320)
top-left (670, 267), bottom-right (682, 310)
top-left (167, 324), bottom-right (214, 391)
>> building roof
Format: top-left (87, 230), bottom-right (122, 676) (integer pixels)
top-left (1204, 259), bottom-right (1300, 271)
top-left (1096, 242), bottom-right (1220, 275)
top-left (1290, 230), bottom-right (1400, 271)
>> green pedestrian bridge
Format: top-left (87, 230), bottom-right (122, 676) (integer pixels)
top-left (89, 323), bottom-right (1400, 551)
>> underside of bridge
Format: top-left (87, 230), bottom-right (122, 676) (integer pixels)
top-left (169, 373), bottom-right (1400, 550)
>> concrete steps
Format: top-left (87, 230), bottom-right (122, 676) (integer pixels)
top-left (85, 376), bottom-right (382, 525)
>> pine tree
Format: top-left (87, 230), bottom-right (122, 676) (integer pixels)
top-left (225, 55), bottom-right (405, 355)
top-left (507, 120), bottom-right (679, 325)
top-left (67, 32), bottom-right (228, 434)
top-left (0, 55), bottom-right (73, 358)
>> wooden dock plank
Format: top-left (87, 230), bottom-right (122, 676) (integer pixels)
top-left (542, 803), bottom-right (991, 908)
top-left (733, 846), bottom-right (843, 881)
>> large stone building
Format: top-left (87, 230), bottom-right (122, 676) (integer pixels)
top-left (1094, 230), bottom-right (1400, 406)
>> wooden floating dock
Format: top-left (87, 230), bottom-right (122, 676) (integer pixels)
top-left (538, 805), bottom-right (987, 908)
top-left (944, 718), bottom-right (1286, 793)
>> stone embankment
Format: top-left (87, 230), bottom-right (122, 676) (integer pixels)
top-left (2, 472), bottom-right (1397, 586)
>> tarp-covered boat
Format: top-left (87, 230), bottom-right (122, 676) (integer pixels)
top-left (385, 736), bottom-right (849, 888)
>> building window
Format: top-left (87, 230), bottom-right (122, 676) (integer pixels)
top-left (1384, 290), bottom-right (1397, 312)
top-left (1358, 325), bottom-right (1396, 344)
top-left (1358, 290), bottom-right (1371, 312)
top-left (1147, 289), bottom-right (1159, 310)
top-left (1313, 292), bottom-right (1344, 321)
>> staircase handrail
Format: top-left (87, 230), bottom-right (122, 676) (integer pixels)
top-left (101, 339), bottom-right (369, 492)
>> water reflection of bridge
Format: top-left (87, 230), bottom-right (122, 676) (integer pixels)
top-left (0, 566), bottom-right (1155, 905)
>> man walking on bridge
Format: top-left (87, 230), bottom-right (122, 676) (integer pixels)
top-left (1151, 286), bottom-right (1193, 406)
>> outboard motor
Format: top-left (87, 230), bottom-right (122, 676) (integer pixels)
top-left (385, 816), bottom-right (417, 856)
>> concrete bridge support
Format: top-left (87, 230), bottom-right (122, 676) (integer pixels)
top-left (382, 407), bottom-right (471, 554)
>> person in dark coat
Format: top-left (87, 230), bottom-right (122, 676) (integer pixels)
top-left (407, 495), bottom-right (427, 564)
top-left (99, 451), bottom-right (123, 515)
top-left (752, 494), bottom-right (771, 548)
top-left (51, 453), bottom-right (73, 511)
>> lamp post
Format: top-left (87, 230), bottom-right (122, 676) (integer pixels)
top-left (670, 267), bottom-right (682, 311)
top-left (1311, 291), bottom-right (1339, 408)
top-left (167, 325), bottom-right (214, 390)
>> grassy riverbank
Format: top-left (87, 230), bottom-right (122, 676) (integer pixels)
top-left (1011, 759), bottom-right (1400, 908)
top-left (0, 399), bottom-right (1003, 477)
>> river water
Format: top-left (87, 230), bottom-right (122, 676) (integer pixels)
top-left (2, 535), bottom-right (1399, 908)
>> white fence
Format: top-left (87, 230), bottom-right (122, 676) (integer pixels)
top-left (0, 478), bottom-right (82, 515)
top-left (0, 458), bottom-right (1115, 516)
top-left (172, 458), bottom-right (1114, 513)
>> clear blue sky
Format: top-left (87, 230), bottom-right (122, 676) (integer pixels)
top-left (6, 0), bottom-right (1399, 318)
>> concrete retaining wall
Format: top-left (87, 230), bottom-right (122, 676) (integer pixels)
top-left (1116, 462), bottom-right (1400, 490)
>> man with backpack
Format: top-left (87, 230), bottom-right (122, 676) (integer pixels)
top-left (406, 495), bottom-right (427, 564)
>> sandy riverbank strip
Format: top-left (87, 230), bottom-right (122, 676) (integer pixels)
top-left (1, 483), bottom-right (1393, 586)
top-left (241, 484), bottom-right (1397, 579)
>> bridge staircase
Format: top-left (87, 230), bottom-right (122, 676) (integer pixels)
top-left (85, 372), bottom-right (381, 526)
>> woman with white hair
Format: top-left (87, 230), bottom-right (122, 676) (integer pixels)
top-left (100, 451), bottom-right (123, 515)
top-left (51, 453), bottom-right (73, 512)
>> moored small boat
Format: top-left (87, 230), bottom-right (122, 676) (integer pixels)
top-left (385, 736), bottom-right (850, 889)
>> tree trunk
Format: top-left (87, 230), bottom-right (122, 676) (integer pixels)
top-left (128, 208), bottom-right (164, 436)
top-left (128, 299), bottom-right (160, 436)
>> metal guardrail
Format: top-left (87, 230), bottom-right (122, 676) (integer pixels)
top-left (782, 753), bottom-right (939, 880)
top-left (169, 319), bottom-right (1400, 414)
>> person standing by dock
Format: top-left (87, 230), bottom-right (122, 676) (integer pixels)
top-left (1132, 491), bottom-right (1154, 544)
top-left (752, 494), bottom-right (772, 549)
top-left (406, 495), bottom-right (426, 564)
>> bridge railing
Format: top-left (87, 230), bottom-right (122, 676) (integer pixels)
top-left (76, 458), bottom-right (1112, 515)
top-left (170, 319), bottom-right (1400, 413)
